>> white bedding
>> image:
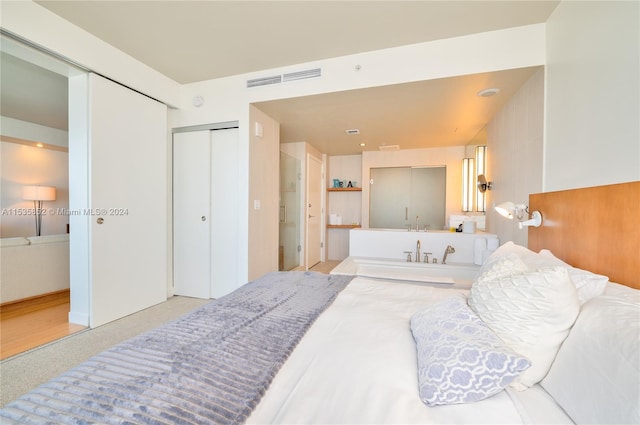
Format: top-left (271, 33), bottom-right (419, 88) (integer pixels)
top-left (247, 277), bottom-right (572, 424)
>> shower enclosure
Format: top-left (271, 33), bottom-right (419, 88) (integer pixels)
top-left (279, 152), bottom-right (301, 271)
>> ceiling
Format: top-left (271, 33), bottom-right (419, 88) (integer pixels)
top-left (1, 1), bottom-right (559, 154)
top-left (0, 52), bottom-right (69, 131)
top-left (255, 67), bottom-right (540, 155)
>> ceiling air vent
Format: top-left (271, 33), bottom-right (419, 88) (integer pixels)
top-left (247, 75), bottom-right (282, 88)
top-left (379, 145), bottom-right (400, 151)
top-left (283, 68), bottom-right (321, 82)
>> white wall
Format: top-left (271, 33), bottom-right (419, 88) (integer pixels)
top-left (544, 1), bottom-right (639, 191)
top-left (485, 69), bottom-right (544, 246)
top-left (1, 116), bottom-right (68, 149)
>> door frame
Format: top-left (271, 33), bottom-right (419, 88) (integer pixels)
top-left (305, 153), bottom-right (323, 269)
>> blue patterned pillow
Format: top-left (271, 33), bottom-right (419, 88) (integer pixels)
top-left (410, 295), bottom-right (530, 406)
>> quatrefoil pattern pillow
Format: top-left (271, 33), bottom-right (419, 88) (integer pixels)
top-left (410, 295), bottom-right (530, 406)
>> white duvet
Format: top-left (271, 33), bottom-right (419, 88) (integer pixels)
top-left (247, 277), bottom-right (571, 424)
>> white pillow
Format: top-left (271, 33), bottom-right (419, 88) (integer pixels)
top-left (468, 266), bottom-right (580, 390)
top-left (538, 249), bottom-right (609, 304)
top-left (476, 253), bottom-right (528, 283)
top-left (410, 295), bottom-right (530, 406)
top-left (541, 294), bottom-right (640, 425)
top-left (480, 242), bottom-right (608, 304)
top-left (477, 241), bottom-right (540, 276)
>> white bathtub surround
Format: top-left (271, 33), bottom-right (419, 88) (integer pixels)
top-left (332, 256), bottom-right (479, 288)
top-left (349, 228), bottom-right (499, 265)
top-left (0, 234), bottom-right (70, 303)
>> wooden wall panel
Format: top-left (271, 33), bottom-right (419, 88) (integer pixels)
top-left (528, 181), bottom-right (640, 289)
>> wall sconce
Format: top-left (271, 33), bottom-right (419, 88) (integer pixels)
top-left (495, 201), bottom-right (542, 229)
top-left (23, 185), bottom-right (56, 236)
top-left (477, 174), bottom-right (492, 192)
top-left (462, 158), bottom-right (475, 212)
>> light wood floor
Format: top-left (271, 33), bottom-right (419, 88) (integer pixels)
top-left (309, 260), bottom-right (341, 274)
top-left (0, 262), bottom-right (342, 360)
top-left (0, 291), bottom-right (86, 360)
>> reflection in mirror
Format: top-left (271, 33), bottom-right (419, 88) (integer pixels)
top-left (369, 166), bottom-right (446, 230)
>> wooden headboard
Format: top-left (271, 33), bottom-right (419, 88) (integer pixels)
top-left (528, 181), bottom-right (640, 289)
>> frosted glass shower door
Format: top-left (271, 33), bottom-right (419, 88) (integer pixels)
top-left (370, 167), bottom-right (411, 229)
top-left (370, 166), bottom-right (446, 230)
top-left (279, 152), bottom-right (301, 271)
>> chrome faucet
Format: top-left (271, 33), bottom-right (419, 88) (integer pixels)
top-left (415, 216), bottom-right (420, 232)
top-left (416, 240), bottom-right (421, 263)
top-left (442, 245), bottom-right (455, 264)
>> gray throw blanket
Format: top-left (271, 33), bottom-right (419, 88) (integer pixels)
top-left (1, 271), bottom-right (354, 424)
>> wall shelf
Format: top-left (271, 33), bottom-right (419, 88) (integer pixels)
top-left (327, 224), bottom-right (361, 229)
top-left (327, 187), bottom-right (362, 192)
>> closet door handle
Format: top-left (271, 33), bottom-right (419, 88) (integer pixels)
top-left (201, 216), bottom-right (207, 221)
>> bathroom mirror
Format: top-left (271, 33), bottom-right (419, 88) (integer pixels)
top-left (369, 166), bottom-right (446, 230)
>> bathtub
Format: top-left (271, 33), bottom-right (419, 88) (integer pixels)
top-left (331, 256), bottom-right (480, 288)
top-left (349, 228), bottom-right (499, 265)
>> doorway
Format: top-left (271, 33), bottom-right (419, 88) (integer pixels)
top-left (0, 36), bottom-right (82, 358)
top-left (306, 154), bottom-right (323, 269)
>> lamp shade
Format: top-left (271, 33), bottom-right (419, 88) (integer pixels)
top-left (23, 185), bottom-right (56, 201)
top-left (495, 201), bottom-right (515, 219)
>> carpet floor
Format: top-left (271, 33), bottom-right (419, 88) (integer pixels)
top-left (0, 295), bottom-right (209, 407)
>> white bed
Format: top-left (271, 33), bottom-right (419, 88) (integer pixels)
top-left (248, 277), bottom-right (570, 424)
top-left (2, 243), bottom-right (637, 425)
top-left (248, 242), bottom-right (639, 425)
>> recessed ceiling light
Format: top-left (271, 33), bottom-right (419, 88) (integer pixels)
top-left (477, 88), bottom-right (500, 97)
top-left (360, 143), bottom-right (366, 147)
top-left (345, 129), bottom-right (360, 135)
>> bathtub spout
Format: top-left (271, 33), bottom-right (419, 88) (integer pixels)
top-left (442, 245), bottom-right (455, 264)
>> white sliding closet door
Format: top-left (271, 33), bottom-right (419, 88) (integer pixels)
top-left (210, 128), bottom-right (239, 299)
top-left (172, 127), bottom-right (239, 299)
top-left (173, 131), bottom-right (211, 298)
top-left (89, 74), bottom-right (167, 327)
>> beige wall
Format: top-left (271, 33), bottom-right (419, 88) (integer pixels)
top-left (248, 105), bottom-right (280, 280)
top-left (1, 141), bottom-right (69, 237)
top-left (485, 69), bottom-right (544, 246)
